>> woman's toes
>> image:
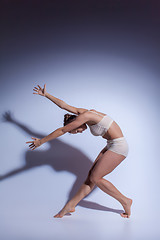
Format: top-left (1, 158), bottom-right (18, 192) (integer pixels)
top-left (54, 206), bottom-right (75, 218)
top-left (120, 213), bottom-right (128, 218)
top-left (54, 213), bottom-right (62, 218)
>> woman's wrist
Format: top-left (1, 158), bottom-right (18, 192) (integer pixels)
top-left (44, 92), bottom-right (49, 97)
top-left (40, 139), bottom-right (44, 145)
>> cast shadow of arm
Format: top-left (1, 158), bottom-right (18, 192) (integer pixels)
top-left (0, 111), bottom-right (122, 215)
top-left (1, 110), bottom-right (45, 139)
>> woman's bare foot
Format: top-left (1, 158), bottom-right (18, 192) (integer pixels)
top-left (120, 198), bottom-right (133, 218)
top-left (54, 204), bottom-right (75, 218)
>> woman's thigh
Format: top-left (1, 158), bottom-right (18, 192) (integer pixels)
top-left (89, 145), bottom-right (108, 172)
top-left (84, 145), bottom-right (108, 185)
top-left (89, 150), bottom-right (126, 182)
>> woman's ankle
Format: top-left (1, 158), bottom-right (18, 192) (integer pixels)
top-left (66, 201), bottom-right (76, 209)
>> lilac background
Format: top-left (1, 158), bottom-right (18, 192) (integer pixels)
top-left (0, 1), bottom-right (160, 240)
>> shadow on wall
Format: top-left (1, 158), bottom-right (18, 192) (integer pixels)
top-left (0, 111), bottom-right (123, 215)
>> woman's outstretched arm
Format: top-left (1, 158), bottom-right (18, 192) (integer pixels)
top-left (26, 112), bottom-right (90, 150)
top-left (33, 83), bottom-right (88, 114)
top-left (33, 84), bottom-right (65, 109)
top-left (26, 127), bottom-right (65, 150)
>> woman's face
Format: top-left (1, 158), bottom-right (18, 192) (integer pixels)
top-left (69, 123), bottom-right (87, 134)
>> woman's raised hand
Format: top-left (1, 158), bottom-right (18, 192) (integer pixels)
top-left (26, 137), bottom-right (42, 150)
top-left (33, 84), bottom-right (46, 96)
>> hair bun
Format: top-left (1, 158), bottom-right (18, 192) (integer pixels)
top-left (64, 114), bottom-right (71, 121)
top-left (63, 113), bottom-right (77, 126)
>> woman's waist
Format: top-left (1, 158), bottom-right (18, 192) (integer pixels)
top-left (107, 136), bottom-right (126, 143)
top-left (102, 121), bottom-right (124, 139)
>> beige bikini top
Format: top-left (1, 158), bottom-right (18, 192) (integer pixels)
top-left (88, 110), bottom-right (114, 137)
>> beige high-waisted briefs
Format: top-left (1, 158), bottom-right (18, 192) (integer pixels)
top-left (106, 137), bottom-right (129, 157)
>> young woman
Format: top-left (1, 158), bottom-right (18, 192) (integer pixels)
top-left (26, 84), bottom-right (133, 218)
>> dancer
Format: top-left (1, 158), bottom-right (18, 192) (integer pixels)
top-left (26, 84), bottom-right (133, 218)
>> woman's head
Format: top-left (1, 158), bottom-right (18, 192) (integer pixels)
top-left (63, 113), bottom-right (87, 134)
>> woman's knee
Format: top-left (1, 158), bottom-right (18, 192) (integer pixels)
top-left (85, 166), bottom-right (100, 184)
top-left (89, 171), bottom-right (101, 184)
top-left (84, 171), bottom-right (95, 186)
top-left (89, 168), bottom-right (112, 184)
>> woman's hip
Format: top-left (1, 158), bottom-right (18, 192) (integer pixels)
top-left (106, 137), bottom-right (129, 158)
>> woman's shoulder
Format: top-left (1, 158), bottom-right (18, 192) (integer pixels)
top-left (77, 108), bottom-right (105, 115)
top-left (77, 109), bottom-right (106, 126)
top-left (88, 109), bottom-right (106, 116)
top-left (77, 108), bottom-right (89, 115)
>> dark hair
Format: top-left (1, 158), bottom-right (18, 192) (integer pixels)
top-left (63, 113), bottom-right (77, 126)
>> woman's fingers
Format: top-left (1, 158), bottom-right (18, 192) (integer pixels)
top-left (26, 137), bottom-right (40, 150)
top-left (29, 143), bottom-right (34, 147)
top-left (26, 141), bottom-right (35, 150)
top-left (26, 141), bottom-right (34, 147)
top-left (33, 87), bottom-right (38, 92)
top-left (30, 147), bottom-right (36, 150)
top-left (33, 91), bottom-right (38, 94)
top-left (33, 85), bottom-right (46, 96)
top-left (31, 147), bottom-right (36, 150)
top-left (30, 146), bottom-right (36, 149)
top-left (33, 87), bottom-right (39, 92)
top-left (28, 144), bottom-right (37, 150)
top-left (29, 143), bottom-right (35, 148)
top-left (37, 85), bottom-right (42, 90)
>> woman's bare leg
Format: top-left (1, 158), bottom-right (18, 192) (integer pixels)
top-left (54, 147), bottom-right (107, 218)
top-left (54, 180), bottom-right (95, 218)
top-left (94, 178), bottom-right (132, 218)
top-left (89, 150), bottom-right (133, 218)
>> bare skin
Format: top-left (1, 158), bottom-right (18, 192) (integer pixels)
top-left (29, 85), bottom-right (132, 218)
top-left (54, 149), bottom-right (133, 218)
top-left (54, 109), bottom-right (132, 218)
